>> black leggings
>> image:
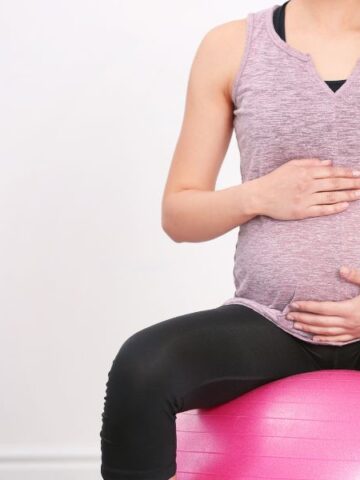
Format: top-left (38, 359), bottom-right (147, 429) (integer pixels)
top-left (99, 303), bottom-right (360, 480)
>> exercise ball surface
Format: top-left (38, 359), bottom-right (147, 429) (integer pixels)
top-left (175, 369), bottom-right (360, 479)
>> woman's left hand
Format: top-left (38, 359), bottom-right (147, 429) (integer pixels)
top-left (286, 265), bottom-right (360, 343)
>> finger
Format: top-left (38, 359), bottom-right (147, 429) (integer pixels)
top-left (313, 334), bottom-right (354, 343)
top-left (313, 176), bottom-right (360, 194)
top-left (312, 189), bottom-right (360, 206)
top-left (289, 312), bottom-right (343, 327)
top-left (340, 265), bottom-right (360, 285)
top-left (289, 300), bottom-right (346, 316)
top-left (291, 158), bottom-right (332, 166)
top-left (306, 202), bottom-right (350, 217)
top-left (294, 322), bottom-right (345, 335)
top-left (311, 165), bottom-right (359, 179)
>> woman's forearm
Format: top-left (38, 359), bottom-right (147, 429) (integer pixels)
top-left (161, 179), bottom-right (263, 243)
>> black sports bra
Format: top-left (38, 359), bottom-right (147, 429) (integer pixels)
top-left (273, 1), bottom-right (346, 92)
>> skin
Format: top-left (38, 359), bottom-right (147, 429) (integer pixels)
top-left (166, 2), bottom-right (360, 476)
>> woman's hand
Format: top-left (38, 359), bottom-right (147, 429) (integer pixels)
top-left (254, 157), bottom-right (360, 221)
top-left (286, 266), bottom-right (360, 343)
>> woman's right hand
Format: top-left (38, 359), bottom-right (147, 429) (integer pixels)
top-left (255, 158), bottom-right (360, 221)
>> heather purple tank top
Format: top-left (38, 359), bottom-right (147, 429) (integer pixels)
top-left (222, 4), bottom-right (360, 346)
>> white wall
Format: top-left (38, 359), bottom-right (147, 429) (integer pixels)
top-left (0, 1), bottom-right (267, 478)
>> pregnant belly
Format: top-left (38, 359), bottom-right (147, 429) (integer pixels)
top-left (233, 208), bottom-right (360, 312)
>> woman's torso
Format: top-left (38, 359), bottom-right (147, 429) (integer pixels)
top-left (222, 3), bottom-right (360, 346)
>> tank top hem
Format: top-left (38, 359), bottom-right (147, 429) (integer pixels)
top-left (221, 297), bottom-right (360, 347)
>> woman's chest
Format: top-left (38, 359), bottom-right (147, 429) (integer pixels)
top-left (233, 73), bottom-right (360, 176)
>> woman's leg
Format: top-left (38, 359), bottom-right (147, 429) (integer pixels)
top-left (99, 304), bottom-right (328, 480)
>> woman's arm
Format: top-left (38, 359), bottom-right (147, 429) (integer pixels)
top-left (161, 19), bottom-right (263, 243)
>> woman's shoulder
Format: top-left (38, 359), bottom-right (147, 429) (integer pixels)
top-left (193, 18), bottom-right (249, 100)
top-left (199, 18), bottom-right (248, 57)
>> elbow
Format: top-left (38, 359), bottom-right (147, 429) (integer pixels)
top-left (161, 214), bottom-right (183, 243)
top-left (161, 199), bottom-right (184, 243)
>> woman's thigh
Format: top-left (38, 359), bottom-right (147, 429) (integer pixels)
top-left (146, 303), bottom-right (326, 411)
top-left (105, 304), bottom-right (325, 413)
top-left (100, 303), bottom-right (328, 479)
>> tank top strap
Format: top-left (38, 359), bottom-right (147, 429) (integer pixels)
top-left (232, 6), bottom-right (275, 108)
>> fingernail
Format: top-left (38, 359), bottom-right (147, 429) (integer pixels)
top-left (340, 266), bottom-right (350, 275)
top-left (290, 302), bottom-right (299, 309)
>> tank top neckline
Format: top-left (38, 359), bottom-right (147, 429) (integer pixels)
top-left (264, 3), bottom-right (360, 101)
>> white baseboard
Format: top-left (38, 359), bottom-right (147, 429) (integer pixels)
top-left (0, 447), bottom-right (101, 480)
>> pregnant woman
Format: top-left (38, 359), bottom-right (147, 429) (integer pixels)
top-left (100, 1), bottom-right (360, 479)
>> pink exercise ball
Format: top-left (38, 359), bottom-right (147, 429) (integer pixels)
top-left (176, 369), bottom-right (360, 479)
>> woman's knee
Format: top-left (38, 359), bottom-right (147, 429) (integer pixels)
top-left (109, 324), bottom-right (176, 393)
